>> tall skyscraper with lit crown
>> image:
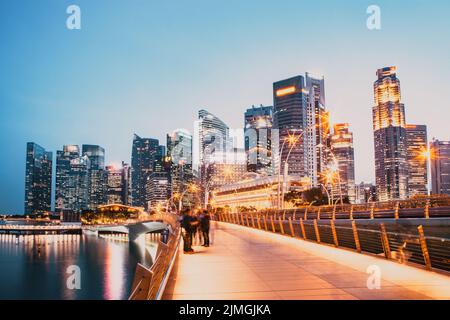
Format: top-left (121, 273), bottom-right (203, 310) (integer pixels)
top-left (372, 67), bottom-right (408, 201)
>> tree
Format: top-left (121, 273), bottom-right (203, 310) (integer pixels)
top-left (302, 188), bottom-right (329, 206)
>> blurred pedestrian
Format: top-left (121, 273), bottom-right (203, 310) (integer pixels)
top-left (199, 210), bottom-right (211, 247)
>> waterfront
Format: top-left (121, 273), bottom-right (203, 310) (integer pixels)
top-left (0, 232), bottom-right (157, 300)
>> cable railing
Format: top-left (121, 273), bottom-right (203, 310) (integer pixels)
top-left (128, 213), bottom-right (181, 300)
top-left (216, 212), bottom-right (450, 274)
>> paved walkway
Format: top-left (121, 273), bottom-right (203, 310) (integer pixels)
top-left (163, 222), bottom-right (450, 300)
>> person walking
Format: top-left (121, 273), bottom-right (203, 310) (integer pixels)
top-left (199, 210), bottom-right (211, 247)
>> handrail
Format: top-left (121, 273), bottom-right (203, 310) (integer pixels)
top-left (128, 213), bottom-right (181, 300)
top-left (216, 212), bottom-right (450, 274)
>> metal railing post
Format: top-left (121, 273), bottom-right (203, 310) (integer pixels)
top-left (394, 202), bottom-right (399, 220)
top-left (288, 217), bottom-right (295, 237)
top-left (263, 215), bottom-right (268, 231)
top-left (332, 205), bottom-right (336, 220)
top-left (380, 223), bottom-right (392, 259)
top-left (279, 217), bottom-right (285, 235)
top-left (257, 215), bottom-right (262, 229)
top-left (240, 213), bottom-right (244, 225)
top-left (282, 211), bottom-right (286, 221)
top-left (424, 200), bottom-right (430, 219)
top-left (317, 207), bottom-right (321, 220)
top-left (304, 207), bottom-right (308, 221)
top-left (270, 215), bottom-right (276, 233)
top-left (370, 203), bottom-right (375, 220)
top-left (349, 205), bottom-right (353, 220)
top-left (418, 225), bottom-right (432, 270)
top-left (313, 219), bottom-right (321, 243)
top-left (251, 214), bottom-right (256, 228)
top-left (351, 220), bottom-right (361, 253)
top-left (299, 218), bottom-right (306, 239)
top-left (293, 209), bottom-right (296, 220)
top-left (245, 214), bottom-right (250, 227)
top-left (330, 220), bottom-right (339, 247)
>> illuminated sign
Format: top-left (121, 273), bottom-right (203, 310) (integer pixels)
top-left (276, 86), bottom-right (296, 97)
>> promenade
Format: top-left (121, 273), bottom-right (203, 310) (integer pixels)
top-left (163, 221), bottom-right (450, 300)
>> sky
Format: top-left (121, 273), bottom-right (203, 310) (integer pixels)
top-left (1, 0), bottom-right (450, 213)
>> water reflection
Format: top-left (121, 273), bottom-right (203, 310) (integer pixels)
top-left (0, 233), bottom-right (158, 300)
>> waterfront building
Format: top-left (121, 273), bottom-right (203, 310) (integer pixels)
top-left (355, 182), bottom-right (377, 203)
top-left (147, 154), bottom-right (171, 210)
top-left (330, 123), bottom-right (356, 203)
top-left (106, 165), bottom-right (123, 205)
top-left (55, 145), bottom-right (90, 213)
top-left (372, 66), bottom-right (408, 201)
top-left (406, 124), bottom-right (429, 197)
top-left (430, 139), bottom-right (450, 195)
top-left (131, 134), bottom-right (160, 209)
top-left (82, 144), bottom-right (106, 210)
top-left (24, 142), bottom-right (53, 215)
top-left (244, 105), bottom-right (273, 175)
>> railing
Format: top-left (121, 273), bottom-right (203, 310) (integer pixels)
top-left (238, 196), bottom-right (450, 220)
top-left (128, 213), bottom-right (181, 300)
top-left (216, 212), bottom-right (450, 274)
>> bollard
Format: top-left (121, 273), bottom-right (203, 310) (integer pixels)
top-left (417, 225), bottom-right (432, 270)
top-left (380, 223), bottom-right (392, 259)
top-left (270, 216), bottom-right (276, 233)
top-left (352, 220), bottom-right (361, 253)
top-left (263, 215), bottom-right (268, 231)
top-left (313, 219), bottom-right (321, 243)
top-left (330, 220), bottom-right (339, 247)
top-left (299, 218), bottom-right (306, 239)
top-left (349, 205), bottom-right (354, 220)
top-left (288, 218), bottom-right (295, 237)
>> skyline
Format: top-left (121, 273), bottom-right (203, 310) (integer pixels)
top-left (2, 0), bottom-right (450, 213)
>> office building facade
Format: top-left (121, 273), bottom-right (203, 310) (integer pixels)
top-left (431, 139), bottom-right (450, 195)
top-left (406, 125), bottom-right (428, 197)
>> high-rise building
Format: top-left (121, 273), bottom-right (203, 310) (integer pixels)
top-left (55, 145), bottom-right (90, 213)
top-left (372, 66), bottom-right (408, 201)
top-left (147, 152), bottom-right (171, 210)
top-left (82, 145), bottom-right (106, 210)
top-left (330, 123), bottom-right (356, 203)
top-left (430, 139), bottom-right (450, 195)
top-left (306, 73), bottom-right (330, 187)
top-left (167, 129), bottom-right (194, 204)
top-left (406, 125), bottom-right (428, 197)
top-left (131, 134), bottom-right (160, 209)
top-left (105, 162), bottom-right (132, 205)
top-left (355, 182), bottom-right (377, 203)
top-left (244, 105), bottom-right (273, 175)
top-left (24, 142), bottom-right (53, 215)
top-left (273, 76), bottom-right (309, 179)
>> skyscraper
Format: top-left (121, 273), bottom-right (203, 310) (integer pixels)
top-left (430, 139), bottom-right (450, 195)
top-left (167, 129), bottom-right (193, 202)
top-left (131, 134), bottom-right (160, 209)
top-left (330, 123), bottom-right (356, 203)
top-left (244, 105), bottom-right (273, 175)
top-left (82, 144), bottom-right (106, 210)
top-left (306, 73), bottom-right (330, 187)
top-left (372, 67), bottom-right (408, 201)
top-left (147, 151), bottom-right (171, 210)
top-left (55, 145), bottom-right (90, 213)
top-left (273, 76), bottom-right (309, 178)
top-left (105, 162), bottom-right (131, 205)
top-left (406, 125), bottom-right (428, 197)
top-left (24, 142), bottom-right (53, 215)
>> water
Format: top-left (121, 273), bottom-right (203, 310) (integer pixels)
top-left (0, 233), bottom-right (157, 300)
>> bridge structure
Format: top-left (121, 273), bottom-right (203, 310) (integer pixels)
top-left (95, 220), bottom-right (168, 241)
top-left (0, 224), bottom-right (81, 234)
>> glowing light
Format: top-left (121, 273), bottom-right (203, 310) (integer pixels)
top-left (276, 86), bottom-right (296, 97)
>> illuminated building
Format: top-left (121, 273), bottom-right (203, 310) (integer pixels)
top-left (212, 174), bottom-right (306, 211)
top-left (430, 139), bottom-right (450, 195)
top-left (24, 142), bottom-right (53, 215)
top-left (372, 67), bottom-right (408, 201)
top-left (147, 154), bottom-right (171, 210)
top-left (273, 76), bottom-right (309, 178)
top-left (167, 129), bottom-right (194, 206)
top-left (355, 182), bottom-right (377, 203)
top-left (131, 134), bottom-right (160, 209)
top-left (330, 123), bottom-right (356, 203)
top-left (244, 105), bottom-right (273, 175)
top-left (406, 125), bottom-right (428, 196)
top-left (55, 145), bottom-right (90, 213)
top-left (82, 144), bottom-right (106, 210)
top-left (306, 73), bottom-right (330, 187)
top-left (106, 162), bottom-right (131, 205)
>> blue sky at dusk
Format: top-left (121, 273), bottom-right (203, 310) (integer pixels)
top-left (1, 0), bottom-right (450, 213)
